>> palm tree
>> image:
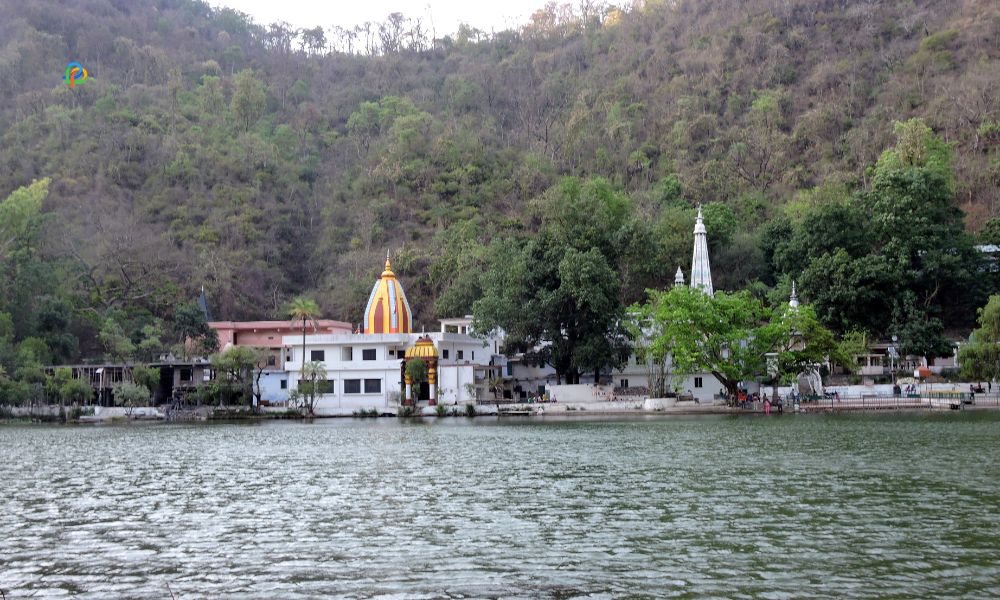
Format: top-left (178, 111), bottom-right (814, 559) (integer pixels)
top-left (286, 296), bottom-right (321, 385)
top-left (301, 361), bottom-right (327, 416)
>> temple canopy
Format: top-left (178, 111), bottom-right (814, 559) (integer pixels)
top-left (674, 266), bottom-right (685, 286)
top-left (789, 280), bottom-right (800, 308)
top-left (690, 205), bottom-right (713, 296)
top-left (363, 252), bottom-right (413, 334)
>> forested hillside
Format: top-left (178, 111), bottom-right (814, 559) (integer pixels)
top-left (0, 0), bottom-right (998, 369)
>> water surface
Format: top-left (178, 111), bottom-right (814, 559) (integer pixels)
top-left (2, 413), bottom-right (1000, 598)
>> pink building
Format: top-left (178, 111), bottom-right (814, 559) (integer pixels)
top-left (209, 320), bottom-right (353, 369)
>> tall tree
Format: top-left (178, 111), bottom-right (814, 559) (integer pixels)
top-left (286, 296), bottom-right (321, 378)
top-left (641, 286), bottom-right (776, 401)
top-left (231, 68), bottom-right (267, 131)
top-left (959, 296), bottom-right (1000, 381)
top-left (474, 177), bottom-right (636, 383)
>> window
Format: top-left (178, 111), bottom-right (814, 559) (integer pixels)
top-left (506, 363), bottom-right (513, 377)
top-left (620, 379), bottom-right (629, 389)
top-left (472, 351), bottom-right (475, 360)
top-left (267, 355), bottom-right (276, 367)
top-left (457, 350), bottom-right (464, 360)
top-left (442, 349), bottom-right (449, 359)
top-left (298, 379), bottom-right (333, 394)
top-left (344, 379), bottom-right (361, 394)
top-left (310, 350), bottom-right (325, 362)
top-left (342, 347), bottom-right (353, 361)
top-left (280, 379), bottom-right (287, 390)
top-left (179, 368), bottom-right (192, 382)
top-left (388, 349), bottom-right (394, 358)
top-left (362, 349), bottom-right (376, 361)
top-left (364, 379), bottom-right (381, 393)
top-left (694, 377), bottom-right (703, 388)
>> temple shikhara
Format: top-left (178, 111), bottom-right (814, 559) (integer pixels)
top-left (363, 253), bottom-right (413, 335)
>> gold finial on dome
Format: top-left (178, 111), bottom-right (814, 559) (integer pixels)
top-left (382, 249), bottom-right (393, 276)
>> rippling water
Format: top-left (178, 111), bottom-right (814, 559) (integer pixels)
top-left (2, 413), bottom-right (1000, 598)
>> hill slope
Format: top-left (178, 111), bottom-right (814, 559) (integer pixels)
top-left (0, 0), bottom-right (997, 344)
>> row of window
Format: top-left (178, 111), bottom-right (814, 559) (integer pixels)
top-left (303, 348), bottom-right (477, 362)
top-left (618, 377), bottom-right (703, 389)
top-left (308, 348), bottom-right (379, 362)
top-left (284, 378), bottom-right (382, 395)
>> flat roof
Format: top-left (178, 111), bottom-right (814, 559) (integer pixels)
top-left (209, 319), bottom-right (352, 330)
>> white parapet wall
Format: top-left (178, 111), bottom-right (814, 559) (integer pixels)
top-left (545, 384), bottom-right (614, 403)
top-left (643, 397), bottom-right (677, 410)
top-left (92, 406), bottom-right (164, 419)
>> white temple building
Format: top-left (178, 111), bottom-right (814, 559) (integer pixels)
top-left (281, 256), bottom-right (504, 415)
top-left (610, 207), bottom-right (727, 402)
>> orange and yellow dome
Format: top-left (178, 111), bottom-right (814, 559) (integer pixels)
top-left (363, 254), bottom-right (412, 334)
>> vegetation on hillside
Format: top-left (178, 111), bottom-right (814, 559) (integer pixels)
top-left (0, 0), bottom-right (998, 386)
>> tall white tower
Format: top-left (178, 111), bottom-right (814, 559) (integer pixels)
top-left (690, 205), bottom-right (714, 296)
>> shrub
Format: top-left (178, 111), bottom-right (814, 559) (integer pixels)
top-left (113, 382), bottom-right (151, 407)
top-left (0, 379), bottom-right (31, 407)
top-left (465, 403), bottom-right (477, 417)
top-left (435, 403), bottom-right (447, 417)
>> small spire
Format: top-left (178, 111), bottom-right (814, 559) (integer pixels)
top-left (674, 266), bottom-right (684, 286)
top-left (693, 204), bottom-right (707, 235)
top-left (385, 248), bottom-right (391, 270)
top-left (789, 280), bottom-right (800, 308)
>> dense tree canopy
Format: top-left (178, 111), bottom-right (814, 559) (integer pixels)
top-left (0, 0), bottom-right (996, 389)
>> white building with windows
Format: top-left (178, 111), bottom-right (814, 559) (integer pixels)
top-left (280, 257), bottom-right (503, 415)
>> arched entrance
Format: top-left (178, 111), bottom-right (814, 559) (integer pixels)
top-left (402, 336), bottom-right (439, 406)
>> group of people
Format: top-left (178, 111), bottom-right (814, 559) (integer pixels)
top-left (733, 389), bottom-right (791, 414)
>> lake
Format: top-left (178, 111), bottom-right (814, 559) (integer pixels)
top-left (2, 412), bottom-right (999, 598)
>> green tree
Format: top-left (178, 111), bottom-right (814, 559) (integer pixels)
top-left (136, 322), bottom-right (165, 362)
top-left (99, 317), bottom-right (135, 363)
top-left (300, 361), bottom-right (327, 416)
top-left (769, 303), bottom-right (847, 391)
top-left (131, 364), bottom-right (160, 395)
top-left (959, 296), bottom-right (1000, 381)
top-left (286, 296), bottom-right (321, 378)
top-left (60, 377), bottom-right (93, 405)
top-left (641, 286), bottom-right (777, 401)
top-left (0, 178), bottom-right (49, 262)
top-left (474, 177), bottom-right (635, 383)
top-left (211, 346), bottom-right (258, 405)
top-left (113, 382), bottom-right (151, 407)
top-left (172, 303), bottom-right (219, 358)
top-left (405, 358), bottom-right (427, 384)
top-left (231, 68), bottom-right (267, 131)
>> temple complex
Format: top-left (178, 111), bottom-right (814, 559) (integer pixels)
top-left (279, 255), bottom-right (503, 414)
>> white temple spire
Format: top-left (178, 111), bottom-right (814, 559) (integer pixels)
top-left (690, 205), bottom-right (713, 296)
top-left (789, 280), bottom-right (800, 308)
top-left (674, 266), bottom-right (685, 286)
